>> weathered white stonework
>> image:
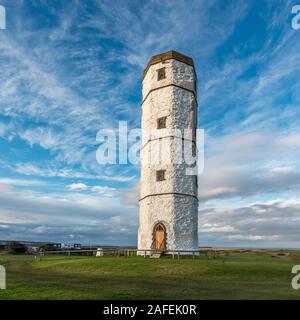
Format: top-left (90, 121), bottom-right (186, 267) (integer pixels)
top-left (138, 51), bottom-right (198, 253)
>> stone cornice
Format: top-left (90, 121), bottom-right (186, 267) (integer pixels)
top-left (140, 136), bottom-right (197, 152)
top-left (139, 192), bottom-right (198, 202)
top-left (142, 83), bottom-right (197, 106)
top-left (143, 50), bottom-right (195, 79)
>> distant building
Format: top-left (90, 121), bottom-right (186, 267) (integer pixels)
top-left (61, 243), bottom-right (81, 250)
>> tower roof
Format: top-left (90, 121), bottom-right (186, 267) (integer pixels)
top-left (143, 50), bottom-right (195, 78)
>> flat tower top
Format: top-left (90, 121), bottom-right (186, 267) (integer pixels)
top-left (143, 50), bottom-right (194, 78)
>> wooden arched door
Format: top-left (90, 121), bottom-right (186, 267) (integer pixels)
top-left (153, 223), bottom-right (166, 250)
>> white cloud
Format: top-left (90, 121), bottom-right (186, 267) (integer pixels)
top-left (228, 235), bottom-right (280, 241)
top-left (200, 187), bottom-right (238, 199)
top-left (66, 183), bottom-right (119, 197)
top-left (0, 178), bottom-right (43, 187)
top-left (11, 163), bottom-right (136, 182)
top-left (201, 225), bottom-right (238, 233)
top-left (91, 186), bottom-right (116, 197)
top-left (67, 183), bottom-right (88, 191)
top-left (20, 127), bottom-right (58, 150)
top-left (199, 131), bottom-right (300, 201)
top-left (0, 1), bottom-right (299, 247)
top-left (0, 187), bottom-right (136, 225)
top-left (269, 166), bottom-right (293, 174)
top-left (0, 186), bottom-right (138, 244)
top-left (198, 199), bottom-right (300, 247)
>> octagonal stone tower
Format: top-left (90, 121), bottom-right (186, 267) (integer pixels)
top-left (138, 50), bottom-right (198, 253)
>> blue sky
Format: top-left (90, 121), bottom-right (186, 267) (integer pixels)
top-left (0, 0), bottom-right (300, 247)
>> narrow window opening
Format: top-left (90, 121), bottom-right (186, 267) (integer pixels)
top-left (157, 67), bottom-right (166, 81)
top-left (157, 116), bottom-right (167, 129)
top-left (156, 170), bottom-right (166, 182)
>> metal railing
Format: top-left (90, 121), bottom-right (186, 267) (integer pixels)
top-left (39, 248), bottom-right (206, 259)
top-left (35, 248), bottom-right (292, 260)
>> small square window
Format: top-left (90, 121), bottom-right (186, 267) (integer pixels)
top-left (156, 170), bottom-right (166, 182)
top-left (157, 67), bottom-right (166, 81)
top-left (157, 116), bottom-right (167, 129)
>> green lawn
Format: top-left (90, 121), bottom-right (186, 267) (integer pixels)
top-left (0, 251), bottom-right (300, 300)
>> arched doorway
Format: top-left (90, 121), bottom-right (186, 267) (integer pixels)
top-left (152, 223), bottom-right (166, 251)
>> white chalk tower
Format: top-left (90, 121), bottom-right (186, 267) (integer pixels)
top-left (138, 51), bottom-right (198, 254)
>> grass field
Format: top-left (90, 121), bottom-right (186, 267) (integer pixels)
top-left (0, 251), bottom-right (300, 300)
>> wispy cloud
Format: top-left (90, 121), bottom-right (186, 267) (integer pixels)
top-left (0, 0), bottom-right (299, 246)
top-left (67, 183), bottom-right (88, 191)
top-left (198, 199), bottom-right (300, 248)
